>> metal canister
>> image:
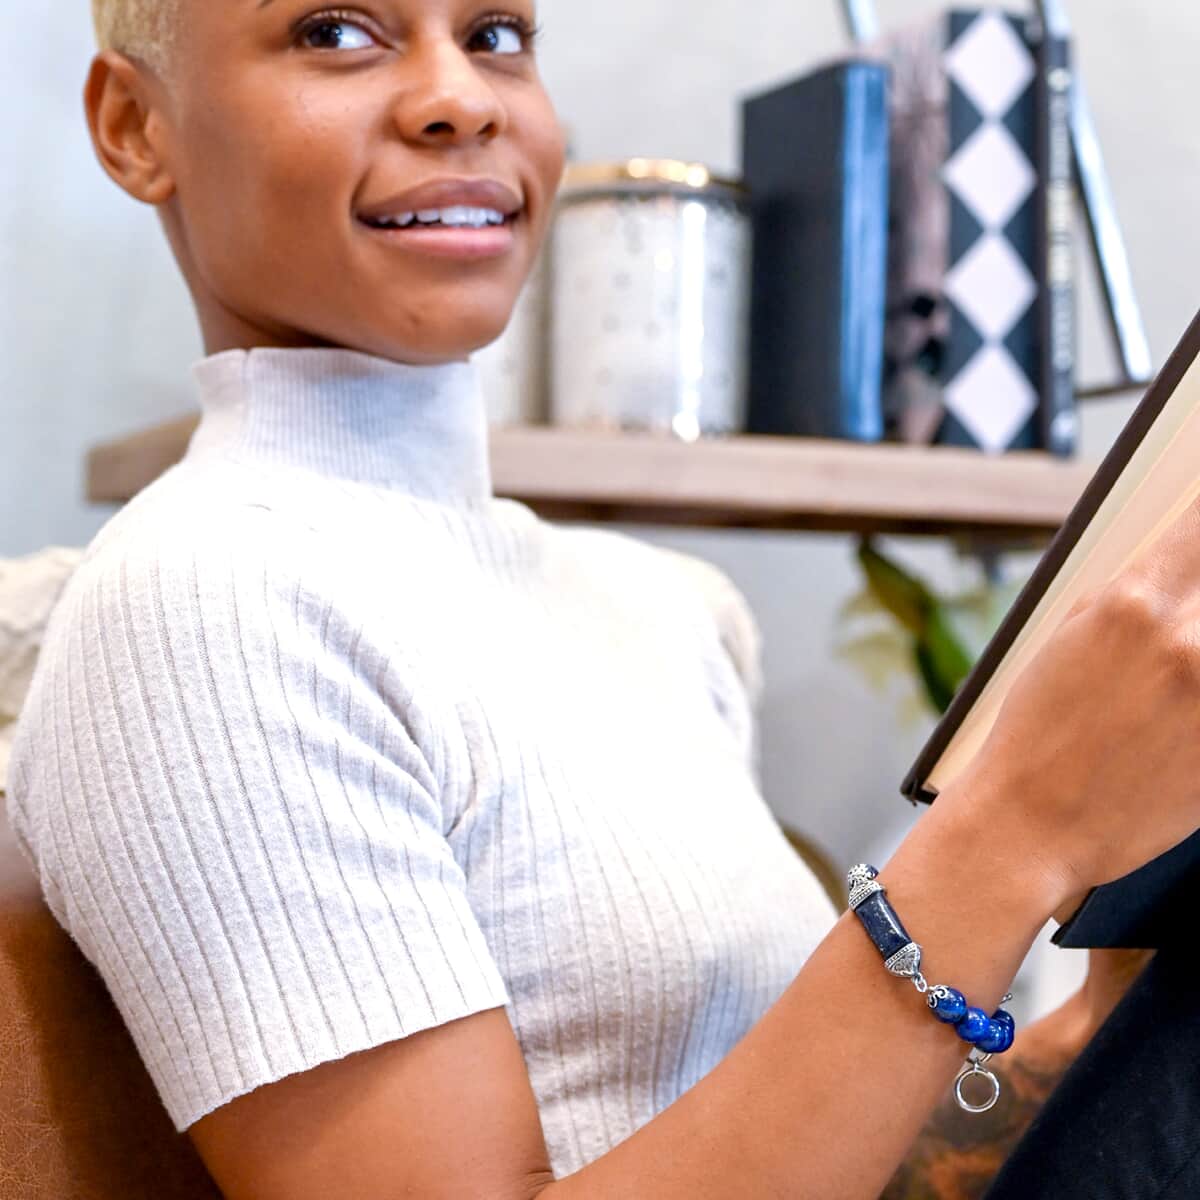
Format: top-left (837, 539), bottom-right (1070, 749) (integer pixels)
top-left (475, 245), bottom-right (550, 427)
top-left (549, 159), bottom-right (751, 440)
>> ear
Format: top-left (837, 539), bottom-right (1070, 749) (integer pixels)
top-left (84, 50), bottom-right (176, 206)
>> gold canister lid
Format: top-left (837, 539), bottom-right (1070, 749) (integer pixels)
top-left (558, 158), bottom-right (747, 203)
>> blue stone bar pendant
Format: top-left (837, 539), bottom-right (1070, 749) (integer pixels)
top-left (847, 863), bottom-right (923, 979)
top-left (846, 863), bottom-right (1017, 1115)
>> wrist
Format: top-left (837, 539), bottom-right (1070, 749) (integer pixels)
top-left (926, 762), bottom-right (1084, 927)
top-left (895, 775), bottom-right (1071, 943)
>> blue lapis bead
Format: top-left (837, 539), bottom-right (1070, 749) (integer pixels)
top-left (978, 1008), bottom-right (1016, 1054)
top-left (929, 987), bottom-right (968, 1024)
top-left (955, 1006), bottom-right (990, 1044)
top-left (979, 1019), bottom-right (1015, 1054)
top-left (852, 889), bottom-right (914, 961)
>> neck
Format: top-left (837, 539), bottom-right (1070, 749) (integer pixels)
top-left (183, 344), bottom-right (493, 506)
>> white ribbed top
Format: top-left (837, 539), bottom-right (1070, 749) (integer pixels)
top-left (5, 347), bottom-right (836, 1176)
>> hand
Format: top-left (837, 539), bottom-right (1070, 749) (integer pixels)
top-left (954, 493), bottom-right (1200, 908)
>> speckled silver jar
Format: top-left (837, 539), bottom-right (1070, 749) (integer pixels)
top-left (475, 245), bottom-right (550, 428)
top-left (549, 160), bottom-right (751, 440)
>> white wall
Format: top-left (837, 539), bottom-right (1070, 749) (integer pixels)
top-left (1, 5), bottom-right (201, 554)
top-left (6, 1), bottom-right (1198, 1011)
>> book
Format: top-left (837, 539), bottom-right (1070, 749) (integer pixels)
top-left (740, 61), bottom-right (890, 441)
top-left (1034, 21), bottom-right (1079, 457)
top-left (937, 10), bottom-right (1044, 454)
top-left (901, 305), bottom-right (1200, 949)
top-left (868, 10), bottom-right (1077, 456)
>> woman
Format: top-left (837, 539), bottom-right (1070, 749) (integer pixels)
top-left (6, 1), bottom-right (1196, 1196)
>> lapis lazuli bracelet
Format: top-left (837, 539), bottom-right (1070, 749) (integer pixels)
top-left (847, 864), bottom-right (1015, 1114)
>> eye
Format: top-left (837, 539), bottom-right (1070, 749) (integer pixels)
top-left (298, 17), bottom-right (377, 51)
top-left (468, 17), bottom-right (534, 55)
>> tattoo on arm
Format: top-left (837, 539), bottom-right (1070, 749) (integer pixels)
top-left (880, 1048), bottom-right (1073, 1200)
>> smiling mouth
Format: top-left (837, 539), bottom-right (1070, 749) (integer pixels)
top-left (357, 205), bottom-right (521, 230)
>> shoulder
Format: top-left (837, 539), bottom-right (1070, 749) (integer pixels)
top-left (59, 461), bottom-right (350, 650)
top-left (83, 459), bottom-right (325, 573)
top-left (11, 467), bottom-right (392, 807)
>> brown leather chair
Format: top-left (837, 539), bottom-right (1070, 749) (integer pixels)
top-left (0, 823), bottom-right (222, 1200)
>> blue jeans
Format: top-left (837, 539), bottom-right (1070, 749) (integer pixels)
top-left (983, 950), bottom-right (1200, 1199)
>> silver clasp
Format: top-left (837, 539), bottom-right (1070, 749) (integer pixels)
top-left (954, 1055), bottom-right (1001, 1114)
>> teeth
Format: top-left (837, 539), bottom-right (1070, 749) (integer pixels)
top-left (367, 206), bottom-right (509, 229)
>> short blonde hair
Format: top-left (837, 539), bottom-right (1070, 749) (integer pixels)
top-left (91, 0), bottom-right (179, 69)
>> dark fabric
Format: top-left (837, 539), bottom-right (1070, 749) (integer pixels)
top-left (984, 951), bottom-right (1200, 1200)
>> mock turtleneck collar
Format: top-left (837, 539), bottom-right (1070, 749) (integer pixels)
top-left (183, 346), bottom-right (493, 505)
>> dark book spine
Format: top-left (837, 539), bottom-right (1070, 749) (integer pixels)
top-left (741, 63), bottom-right (889, 441)
top-left (1035, 27), bottom-right (1078, 457)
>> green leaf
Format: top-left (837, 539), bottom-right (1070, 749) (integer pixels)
top-left (924, 605), bottom-right (973, 695)
top-left (857, 541), bottom-right (935, 636)
top-left (914, 639), bottom-right (957, 714)
top-left (843, 539), bottom-right (1029, 721)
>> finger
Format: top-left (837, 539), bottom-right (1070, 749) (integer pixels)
top-left (1129, 489), bottom-right (1200, 604)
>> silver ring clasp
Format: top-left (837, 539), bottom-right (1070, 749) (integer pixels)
top-left (954, 1061), bottom-right (1001, 1114)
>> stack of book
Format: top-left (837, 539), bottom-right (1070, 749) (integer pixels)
top-left (740, 7), bottom-right (1076, 457)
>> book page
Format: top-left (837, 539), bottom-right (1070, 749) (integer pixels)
top-left (928, 350), bottom-right (1200, 794)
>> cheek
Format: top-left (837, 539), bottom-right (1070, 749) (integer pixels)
top-left (533, 101), bottom-right (567, 187)
top-left (176, 90), bottom-right (362, 286)
top-left (517, 97), bottom-right (567, 227)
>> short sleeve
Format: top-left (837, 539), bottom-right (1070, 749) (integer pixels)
top-left (6, 517), bottom-right (509, 1131)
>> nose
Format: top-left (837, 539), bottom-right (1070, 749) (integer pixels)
top-left (391, 39), bottom-right (506, 146)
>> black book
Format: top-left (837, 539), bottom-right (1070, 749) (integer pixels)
top-left (902, 306), bottom-right (1200, 949)
top-left (1034, 22), bottom-right (1079, 457)
top-left (741, 61), bottom-right (890, 441)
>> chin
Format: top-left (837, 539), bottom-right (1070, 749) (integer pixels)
top-left (334, 329), bottom-right (502, 366)
top-left (353, 307), bottom-right (517, 365)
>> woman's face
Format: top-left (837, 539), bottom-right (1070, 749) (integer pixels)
top-left (138, 0), bottom-right (565, 362)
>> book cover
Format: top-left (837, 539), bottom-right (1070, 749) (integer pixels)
top-left (939, 9), bottom-right (1043, 453)
top-left (874, 9), bottom-right (1076, 454)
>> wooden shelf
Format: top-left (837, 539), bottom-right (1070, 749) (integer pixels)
top-left (86, 418), bottom-right (1096, 540)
